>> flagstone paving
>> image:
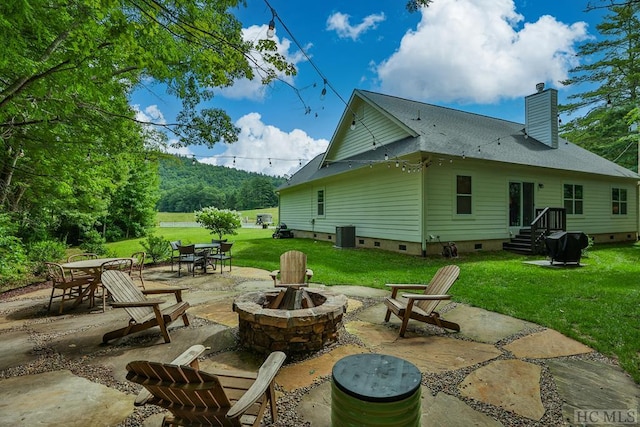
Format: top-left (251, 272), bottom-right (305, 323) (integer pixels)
top-left (0, 370), bottom-right (133, 427)
top-left (0, 264), bottom-right (638, 426)
top-left (503, 328), bottom-right (594, 359)
top-left (460, 359), bottom-right (545, 420)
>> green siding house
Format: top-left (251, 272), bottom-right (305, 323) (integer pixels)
top-left (277, 87), bottom-right (639, 255)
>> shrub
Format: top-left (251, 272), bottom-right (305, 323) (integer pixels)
top-left (194, 207), bottom-right (242, 241)
top-left (79, 229), bottom-right (108, 255)
top-left (0, 214), bottom-right (29, 287)
top-left (141, 235), bottom-right (171, 264)
top-left (27, 240), bottom-right (68, 275)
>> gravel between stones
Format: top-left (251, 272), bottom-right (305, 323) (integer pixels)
top-left (0, 284), bottom-right (624, 427)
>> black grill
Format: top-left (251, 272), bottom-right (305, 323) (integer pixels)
top-left (545, 231), bottom-right (589, 265)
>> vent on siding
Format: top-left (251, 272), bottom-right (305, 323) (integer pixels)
top-left (525, 84), bottom-right (558, 149)
top-left (399, 244), bottom-right (407, 251)
top-left (374, 241), bottom-right (380, 247)
top-left (359, 239), bottom-right (365, 244)
top-left (474, 243), bottom-right (483, 250)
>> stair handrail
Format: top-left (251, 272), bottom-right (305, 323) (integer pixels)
top-left (530, 207), bottom-right (566, 254)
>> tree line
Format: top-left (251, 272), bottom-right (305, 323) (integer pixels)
top-left (157, 156), bottom-right (285, 212)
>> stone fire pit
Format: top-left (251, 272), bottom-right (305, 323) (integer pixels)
top-left (233, 287), bottom-right (348, 355)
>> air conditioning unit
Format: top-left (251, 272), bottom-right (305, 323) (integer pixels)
top-left (335, 226), bottom-right (355, 248)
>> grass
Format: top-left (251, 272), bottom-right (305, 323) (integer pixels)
top-left (107, 225), bottom-right (640, 383)
top-left (156, 207), bottom-right (278, 225)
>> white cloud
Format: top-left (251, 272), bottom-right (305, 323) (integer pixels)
top-left (375, 0), bottom-right (589, 103)
top-left (199, 112), bottom-right (329, 177)
top-left (326, 12), bottom-right (386, 41)
top-left (133, 104), bottom-right (167, 124)
top-left (218, 24), bottom-right (308, 101)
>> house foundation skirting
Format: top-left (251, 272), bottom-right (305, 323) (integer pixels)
top-left (291, 230), bottom-right (505, 256)
top-left (289, 229), bottom-right (637, 256)
top-left (590, 231), bottom-right (638, 244)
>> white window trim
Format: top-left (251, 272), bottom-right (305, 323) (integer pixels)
top-left (611, 186), bottom-right (628, 216)
top-left (316, 187), bottom-right (326, 218)
top-left (454, 173), bottom-right (473, 217)
top-left (563, 183), bottom-right (584, 216)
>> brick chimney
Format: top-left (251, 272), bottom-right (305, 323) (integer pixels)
top-left (525, 83), bottom-right (558, 149)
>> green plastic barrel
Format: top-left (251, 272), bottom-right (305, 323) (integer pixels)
top-left (331, 354), bottom-right (422, 427)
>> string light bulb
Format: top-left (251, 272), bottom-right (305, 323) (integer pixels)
top-left (384, 152), bottom-right (389, 161)
top-left (350, 114), bottom-right (356, 130)
top-left (191, 154), bottom-right (196, 165)
top-left (267, 15), bottom-right (276, 38)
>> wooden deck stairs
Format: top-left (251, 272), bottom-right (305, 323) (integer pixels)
top-left (503, 207), bottom-right (567, 256)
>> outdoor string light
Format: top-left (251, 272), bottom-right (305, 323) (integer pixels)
top-left (266, 8), bottom-right (276, 38)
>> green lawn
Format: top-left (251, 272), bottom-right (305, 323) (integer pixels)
top-left (156, 208), bottom-right (278, 225)
top-left (107, 226), bottom-right (640, 383)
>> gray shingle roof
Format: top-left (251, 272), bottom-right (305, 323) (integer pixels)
top-left (281, 89), bottom-right (639, 189)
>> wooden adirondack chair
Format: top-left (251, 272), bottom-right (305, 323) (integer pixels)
top-left (100, 270), bottom-right (190, 344)
top-left (383, 264), bottom-right (461, 337)
top-left (126, 344), bottom-right (286, 427)
top-left (270, 250), bottom-right (314, 287)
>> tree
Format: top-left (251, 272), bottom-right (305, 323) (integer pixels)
top-left (586, 1), bottom-right (640, 11)
top-left (194, 206), bottom-right (242, 241)
top-left (105, 158), bottom-right (160, 240)
top-left (559, 3), bottom-right (640, 171)
top-left (406, 0), bottom-right (432, 13)
top-left (0, 0), bottom-right (293, 245)
top-left (236, 177), bottom-right (278, 210)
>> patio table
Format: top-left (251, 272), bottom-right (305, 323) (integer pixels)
top-left (194, 243), bottom-right (221, 270)
top-left (60, 257), bottom-right (135, 311)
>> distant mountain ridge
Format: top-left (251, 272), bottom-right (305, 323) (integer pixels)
top-left (157, 155), bottom-right (285, 212)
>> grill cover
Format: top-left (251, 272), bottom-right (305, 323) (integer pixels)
top-left (545, 231), bottom-right (589, 264)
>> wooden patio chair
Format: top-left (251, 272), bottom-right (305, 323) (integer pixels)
top-left (383, 264), bottom-right (460, 337)
top-left (45, 262), bottom-right (94, 314)
top-left (66, 252), bottom-right (98, 280)
top-left (100, 269), bottom-right (190, 344)
top-left (126, 344), bottom-right (286, 427)
top-left (130, 251), bottom-right (146, 289)
top-left (169, 240), bottom-right (182, 271)
top-left (270, 250), bottom-right (313, 287)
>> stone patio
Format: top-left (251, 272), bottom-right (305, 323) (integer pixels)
top-left (0, 265), bottom-right (638, 426)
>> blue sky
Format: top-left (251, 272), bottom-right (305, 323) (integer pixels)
top-left (130, 0), bottom-right (608, 177)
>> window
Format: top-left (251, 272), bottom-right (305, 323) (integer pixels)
top-left (456, 175), bottom-right (472, 214)
top-left (316, 189), bottom-right (325, 216)
top-left (612, 188), bottom-right (627, 215)
top-left (563, 184), bottom-right (583, 215)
